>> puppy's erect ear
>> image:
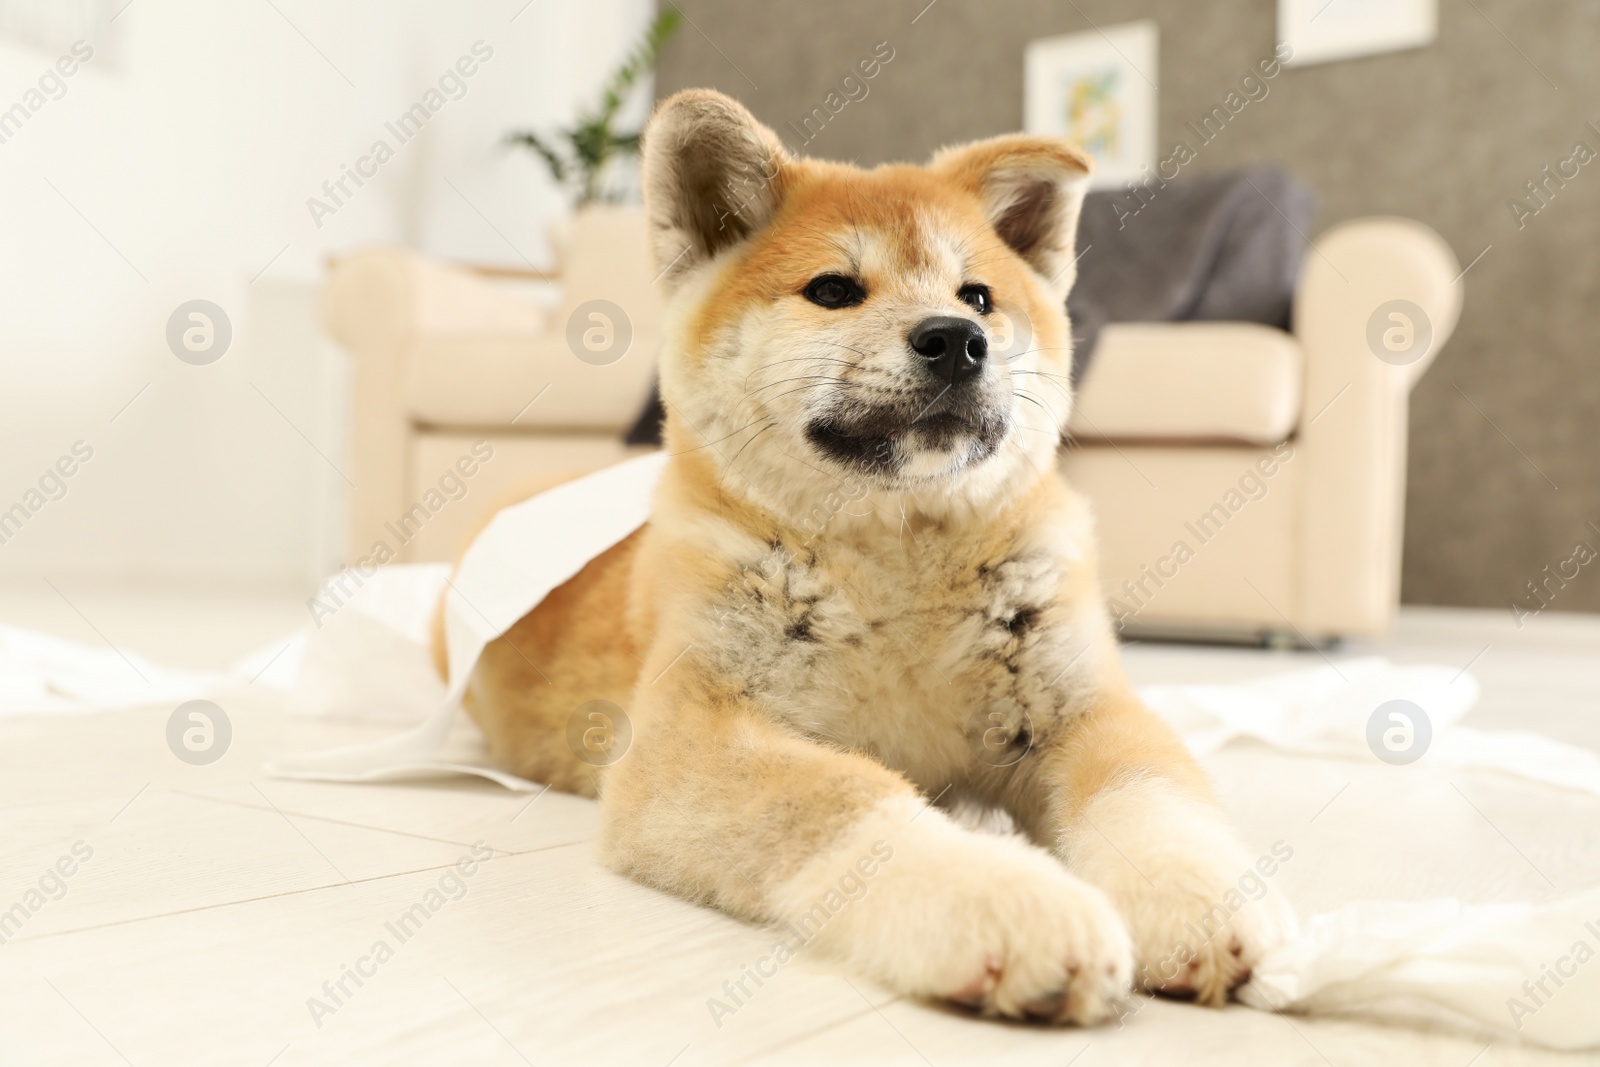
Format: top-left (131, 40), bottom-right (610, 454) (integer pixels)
top-left (931, 135), bottom-right (1094, 299)
top-left (642, 89), bottom-right (790, 288)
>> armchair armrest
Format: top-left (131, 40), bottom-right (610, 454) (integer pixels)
top-left (454, 261), bottom-right (558, 282)
top-left (1291, 217), bottom-right (1461, 637)
top-left (321, 247), bottom-right (555, 563)
top-left (1294, 217), bottom-right (1462, 396)
top-left (323, 246), bottom-right (551, 350)
top-left (323, 226), bottom-right (664, 565)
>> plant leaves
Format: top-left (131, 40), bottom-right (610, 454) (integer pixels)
top-left (505, 130), bottom-right (568, 184)
top-left (504, 9), bottom-right (681, 204)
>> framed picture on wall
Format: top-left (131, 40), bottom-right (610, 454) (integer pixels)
top-left (1024, 21), bottom-right (1157, 191)
top-left (1278, 0), bottom-right (1436, 66)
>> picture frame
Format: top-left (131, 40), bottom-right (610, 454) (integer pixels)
top-left (1277, 0), bottom-right (1437, 67)
top-left (1024, 20), bottom-right (1158, 191)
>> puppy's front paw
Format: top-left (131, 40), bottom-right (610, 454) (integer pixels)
top-left (774, 799), bottom-right (1134, 1025)
top-left (1062, 781), bottom-right (1299, 1006)
top-left (936, 850), bottom-right (1135, 1024)
top-left (1129, 867), bottom-right (1298, 1007)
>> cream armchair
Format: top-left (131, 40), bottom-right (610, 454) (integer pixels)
top-left (1063, 218), bottom-right (1460, 642)
top-left (322, 206), bottom-right (661, 565)
top-left (321, 213), bottom-right (1459, 643)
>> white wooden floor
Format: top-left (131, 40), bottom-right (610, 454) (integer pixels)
top-left (3, 590), bottom-right (1599, 1066)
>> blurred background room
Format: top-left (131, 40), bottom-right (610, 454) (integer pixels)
top-left (4, 0), bottom-right (1598, 652)
top-left (4, 1), bottom-right (1599, 1063)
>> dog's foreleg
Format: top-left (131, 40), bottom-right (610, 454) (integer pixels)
top-left (599, 654), bottom-right (1133, 1024)
top-left (1025, 682), bottom-right (1299, 1005)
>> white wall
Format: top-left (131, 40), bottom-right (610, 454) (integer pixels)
top-left (0, 0), bottom-right (652, 588)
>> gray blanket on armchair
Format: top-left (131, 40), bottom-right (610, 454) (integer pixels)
top-left (1066, 164), bottom-right (1317, 382)
top-left (624, 165), bottom-right (1316, 443)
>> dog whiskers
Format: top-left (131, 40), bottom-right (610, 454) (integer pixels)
top-left (725, 420), bottom-right (777, 474)
top-left (763, 381), bottom-right (858, 404)
top-left (669, 413), bottom-right (779, 457)
top-left (1013, 390), bottom-right (1050, 413)
top-left (746, 353), bottom-right (856, 376)
top-left (741, 374), bottom-right (854, 401)
top-left (1010, 369), bottom-right (1074, 404)
top-left (818, 340), bottom-right (873, 360)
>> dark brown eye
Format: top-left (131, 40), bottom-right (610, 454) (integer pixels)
top-left (804, 275), bottom-right (866, 309)
top-left (958, 283), bottom-right (992, 315)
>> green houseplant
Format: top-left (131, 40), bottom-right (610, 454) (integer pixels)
top-left (506, 10), bottom-right (681, 206)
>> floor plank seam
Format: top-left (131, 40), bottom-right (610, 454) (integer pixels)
top-left (725, 997), bottom-right (901, 1066)
top-left (4, 839), bottom-right (590, 946)
top-left (167, 787), bottom-right (558, 852)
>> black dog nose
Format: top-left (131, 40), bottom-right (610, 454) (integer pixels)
top-left (909, 316), bottom-right (988, 385)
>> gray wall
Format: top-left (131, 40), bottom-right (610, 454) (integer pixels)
top-left (654, 0), bottom-right (1600, 614)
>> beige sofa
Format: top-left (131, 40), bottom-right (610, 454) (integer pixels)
top-left (322, 208), bottom-right (1459, 644)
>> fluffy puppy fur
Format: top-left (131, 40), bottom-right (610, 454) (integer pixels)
top-left (449, 89), bottom-right (1297, 1024)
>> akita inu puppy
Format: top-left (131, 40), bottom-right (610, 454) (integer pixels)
top-left (456, 89), bottom-right (1297, 1024)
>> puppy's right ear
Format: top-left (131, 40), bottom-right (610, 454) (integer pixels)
top-left (642, 89), bottom-right (789, 288)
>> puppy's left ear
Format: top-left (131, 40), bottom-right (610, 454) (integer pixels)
top-left (931, 135), bottom-right (1094, 299)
